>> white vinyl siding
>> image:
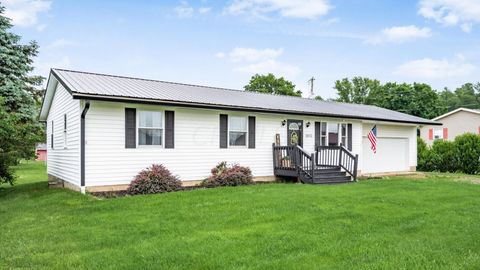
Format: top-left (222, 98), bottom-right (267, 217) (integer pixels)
top-left (359, 123), bottom-right (417, 174)
top-left (46, 84), bottom-right (81, 186)
top-left (83, 101), bottom-right (370, 186)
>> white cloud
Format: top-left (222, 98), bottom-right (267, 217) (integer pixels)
top-left (34, 55), bottom-right (71, 80)
top-left (216, 47), bottom-right (300, 78)
top-left (234, 59), bottom-right (301, 77)
top-left (174, 1), bottom-right (194, 18)
top-left (46, 38), bottom-right (75, 49)
top-left (3, 0), bottom-right (51, 27)
top-left (225, 0), bottom-right (331, 20)
top-left (393, 57), bottom-right (475, 79)
top-left (227, 47), bottom-right (284, 62)
top-left (198, 7), bottom-right (211, 14)
top-left (419, 0), bottom-right (480, 32)
top-left (366, 25), bottom-right (432, 44)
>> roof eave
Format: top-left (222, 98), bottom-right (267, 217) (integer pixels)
top-left (70, 93), bottom-right (441, 126)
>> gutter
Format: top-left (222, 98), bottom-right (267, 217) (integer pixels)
top-left (71, 93), bottom-right (442, 126)
top-left (80, 101), bottom-right (90, 194)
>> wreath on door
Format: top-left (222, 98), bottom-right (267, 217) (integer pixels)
top-left (291, 132), bottom-right (299, 145)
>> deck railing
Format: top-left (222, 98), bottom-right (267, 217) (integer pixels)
top-left (315, 144), bottom-right (358, 181)
top-left (273, 143), bottom-right (358, 182)
top-left (272, 144), bottom-right (314, 182)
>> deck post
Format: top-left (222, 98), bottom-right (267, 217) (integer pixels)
top-left (353, 154), bottom-right (359, 181)
top-left (338, 144), bottom-right (343, 168)
top-left (310, 153), bottom-right (315, 182)
top-left (272, 143), bottom-right (276, 174)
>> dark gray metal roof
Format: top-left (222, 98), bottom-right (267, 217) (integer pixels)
top-left (51, 68), bottom-right (439, 125)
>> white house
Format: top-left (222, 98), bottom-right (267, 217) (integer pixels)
top-left (39, 69), bottom-right (439, 193)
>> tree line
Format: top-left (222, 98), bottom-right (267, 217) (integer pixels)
top-left (333, 77), bottom-right (480, 119)
top-left (244, 74), bottom-right (480, 120)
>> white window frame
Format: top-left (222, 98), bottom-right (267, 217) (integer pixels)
top-left (228, 115), bottom-right (248, 148)
top-left (320, 121), bottom-right (350, 148)
top-left (137, 110), bottom-right (164, 147)
top-left (433, 128), bottom-right (443, 140)
top-left (319, 121), bottom-right (327, 146)
top-left (327, 122), bottom-right (340, 146)
top-left (341, 123), bottom-right (347, 148)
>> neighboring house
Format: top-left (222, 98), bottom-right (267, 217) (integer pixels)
top-left (35, 143), bottom-right (47, 161)
top-left (420, 108), bottom-right (480, 145)
top-left (39, 69), bottom-right (438, 193)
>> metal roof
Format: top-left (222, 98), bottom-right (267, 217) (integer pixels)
top-left (47, 68), bottom-right (439, 125)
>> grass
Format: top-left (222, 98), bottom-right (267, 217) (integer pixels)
top-left (1, 162), bottom-right (480, 269)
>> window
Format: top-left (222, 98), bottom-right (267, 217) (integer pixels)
top-left (341, 123), bottom-right (347, 147)
top-left (63, 114), bottom-right (68, 149)
top-left (138, 111), bottom-right (163, 146)
top-left (320, 122), bottom-right (327, 146)
top-left (229, 116), bottom-right (247, 146)
top-left (433, 128), bottom-right (443, 140)
top-left (328, 123), bottom-right (339, 146)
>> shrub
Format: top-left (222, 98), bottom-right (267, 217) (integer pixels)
top-left (201, 162), bottom-right (253, 188)
top-left (127, 164), bottom-right (181, 195)
top-left (430, 140), bottom-right (457, 173)
top-left (454, 133), bottom-right (480, 174)
top-left (417, 137), bottom-right (431, 171)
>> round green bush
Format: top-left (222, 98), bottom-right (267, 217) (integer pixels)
top-left (431, 140), bottom-right (457, 172)
top-left (201, 162), bottom-right (253, 188)
top-left (127, 164), bottom-right (181, 195)
top-left (454, 133), bottom-right (480, 174)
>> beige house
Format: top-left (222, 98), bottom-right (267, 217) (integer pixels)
top-left (420, 108), bottom-right (480, 145)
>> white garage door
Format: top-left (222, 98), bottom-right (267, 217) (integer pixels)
top-left (362, 137), bottom-right (409, 174)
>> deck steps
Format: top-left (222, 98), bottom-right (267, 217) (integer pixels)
top-left (308, 166), bottom-right (353, 184)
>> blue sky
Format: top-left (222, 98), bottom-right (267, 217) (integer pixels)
top-left (4, 0), bottom-right (480, 98)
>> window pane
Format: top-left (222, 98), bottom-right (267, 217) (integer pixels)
top-left (139, 128), bottom-right (162, 145)
top-left (230, 116), bottom-right (247, 131)
top-left (342, 137), bottom-right (347, 146)
top-left (139, 111), bottom-right (162, 128)
top-left (321, 137), bottom-right (326, 146)
top-left (321, 122), bottom-right (327, 136)
top-left (328, 123), bottom-right (339, 146)
top-left (229, 131), bottom-right (246, 146)
top-left (341, 124), bottom-right (346, 135)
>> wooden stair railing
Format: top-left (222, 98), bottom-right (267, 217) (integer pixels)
top-left (315, 144), bottom-right (359, 181)
top-left (272, 143), bottom-right (314, 183)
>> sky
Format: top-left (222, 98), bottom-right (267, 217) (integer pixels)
top-left (3, 0), bottom-right (480, 99)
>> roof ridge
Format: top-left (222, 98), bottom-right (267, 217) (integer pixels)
top-left (52, 68), bottom-right (335, 103)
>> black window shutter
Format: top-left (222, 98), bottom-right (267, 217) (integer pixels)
top-left (347, 123), bottom-right (353, 151)
top-left (248, 116), bottom-right (256, 149)
top-left (219, 114), bottom-right (228, 148)
top-left (165, 111), bottom-right (175, 148)
top-left (314, 122), bottom-right (320, 147)
top-left (125, 108), bottom-right (136, 148)
top-left (51, 121), bottom-right (54, 149)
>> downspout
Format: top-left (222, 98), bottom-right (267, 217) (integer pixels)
top-left (80, 101), bottom-right (90, 194)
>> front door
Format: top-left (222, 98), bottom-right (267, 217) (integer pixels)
top-left (287, 119), bottom-right (303, 147)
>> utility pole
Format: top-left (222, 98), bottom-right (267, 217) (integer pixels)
top-left (308, 76), bottom-right (315, 99)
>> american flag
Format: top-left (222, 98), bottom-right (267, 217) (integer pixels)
top-left (368, 125), bottom-right (377, 154)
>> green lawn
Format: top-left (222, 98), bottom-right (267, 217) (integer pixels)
top-left (1, 162), bottom-right (480, 269)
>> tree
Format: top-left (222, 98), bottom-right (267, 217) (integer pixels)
top-left (454, 83), bottom-right (480, 109)
top-left (244, 73), bottom-right (301, 97)
top-left (0, 5), bottom-right (45, 185)
top-left (334, 77), bottom-right (381, 104)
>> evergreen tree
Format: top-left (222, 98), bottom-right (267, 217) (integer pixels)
top-left (0, 5), bottom-right (45, 185)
